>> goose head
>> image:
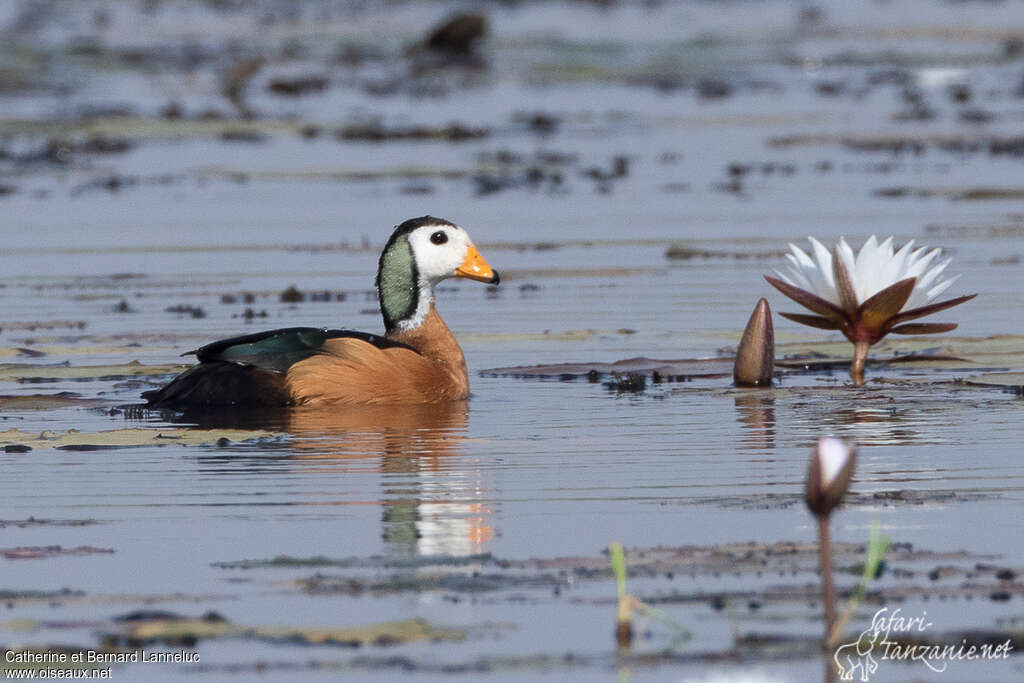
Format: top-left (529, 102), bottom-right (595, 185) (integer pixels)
top-left (377, 216), bottom-right (499, 333)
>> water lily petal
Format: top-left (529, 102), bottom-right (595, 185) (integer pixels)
top-left (857, 277), bottom-right (916, 336)
top-left (915, 257), bottom-right (951, 295)
top-left (806, 437), bottom-right (857, 517)
top-left (835, 237), bottom-right (861, 301)
top-left (872, 236), bottom-right (899, 286)
top-left (854, 235), bottom-right (880, 291)
top-left (925, 273), bottom-right (959, 301)
top-left (816, 437), bottom-right (852, 489)
top-left (764, 276), bottom-right (847, 321)
top-left (781, 255), bottom-right (814, 291)
top-left (906, 246), bottom-right (941, 281)
top-left (789, 243), bottom-right (816, 269)
top-left (794, 236), bottom-right (827, 301)
top-left (775, 269), bottom-right (799, 289)
top-left (832, 245), bottom-right (859, 313)
top-left (777, 312), bottom-right (843, 330)
top-left (890, 239), bottom-right (915, 280)
top-left (808, 236), bottom-right (837, 300)
top-left (890, 293), bottom-right (977, 325)
top-left (785, 246), bottom-right (823, 297)
top-left (890, 322), bottom-right (959, 334)
top-left (903, 257), bottom-right (949, 310)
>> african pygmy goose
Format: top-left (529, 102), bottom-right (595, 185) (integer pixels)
top-left (143, 216), bottom-right (499, 407)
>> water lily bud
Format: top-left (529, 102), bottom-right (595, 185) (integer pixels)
top-left (806, 437), bottom-right (857, 517)
top-left (734, 298), bottom-right (775, 386)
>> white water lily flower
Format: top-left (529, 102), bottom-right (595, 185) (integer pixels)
top-left (778, 236), bottom-right (957, 314)
top-left (765, 235), bottom-right (976, 385)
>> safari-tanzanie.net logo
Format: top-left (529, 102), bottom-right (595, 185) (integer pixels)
top-left (833, 607), bottom-right (1012, 681)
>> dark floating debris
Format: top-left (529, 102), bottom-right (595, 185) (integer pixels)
top-left (959, 108), bottom-right (995, 125)
top-left (665, 245), bottom-right (781, 260)
top-left (165, 305), bottom-right (206, 319)
top-left (697, 77), bottom-right (732, 100)
top-left (603, 373), bottom-right (646, 393)
top-left (222, 56), bottom-right (264, 119)
top-left (424, 13), bottom-right (488, 55)
top-left (267, 75), bottom-right (329, 97)
top-left (665, 245), bottom-right (714, 260)
top-left (7, 136), bottom-right (134, 167)
top-left (160, 101), bottom-right (184, 119)
top-left (280, 285), bottom-right (304, 303)
top-left (515, 111), bottom-right (560, 136)
top-left (472, 147), bottom-right (573, 196)
top-left (483, 357), bottom-right (733, 381)
top-left (220, 129), bottom-right (267, 143)
top-left (306, 290), bottom-right (346, 302)
top-left (112, 299), bottom-right (136, 314)
top-left (336, 123), bottom-right (488, 143)
top-left (69, 173), bottom-right (181, 196)
top-left (237, 308), bottom-right (268, 321)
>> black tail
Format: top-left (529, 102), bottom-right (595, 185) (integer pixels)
top-left (143, 362), bottom-right (291, 409)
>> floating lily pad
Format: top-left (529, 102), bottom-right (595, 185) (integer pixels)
top-left (0, 361), bottom-right (187, 382)
top-left (468, 328), bottom-right (641, 345)
top-left (213, 553), bottom-right (492, 571)
top-left (103, 616), bottom-right (464, 648)
top-left (0, 518), bottom-right (101, 528)
top-left (483, 336), bottom-right (1024, 380)
top-left (964, 372), bottom-right (1024, 390)
top-left (0, 546), bottom-right (114, 560)
top-left (212, 541), bottom-right (1008, 601)
top-left (482, 356), bottom-right (733, 379)
top-left (0, 343), bottom-right (166, 358)
top-left (0, 428), bottom-right (281, 451)
top-left (0, 394), bottom-right (102, 409)
top-left (0, 589), bottom-right (86, 603)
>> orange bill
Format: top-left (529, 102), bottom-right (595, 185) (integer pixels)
top-left (455, 244), bottom-right (500, 284)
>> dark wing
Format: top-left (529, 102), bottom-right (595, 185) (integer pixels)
top-left (144, 328), bottom-right (419, 408)
top-left (141, 362), bottom-right (292, 408)
top-left (190, 327), bottom-right (417, 372)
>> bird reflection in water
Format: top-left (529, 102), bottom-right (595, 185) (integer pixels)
top-left (174, 401), bottom-right (494, 558)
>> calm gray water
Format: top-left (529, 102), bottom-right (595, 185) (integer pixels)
top-left (2, 1), bottom-right (1024, 681)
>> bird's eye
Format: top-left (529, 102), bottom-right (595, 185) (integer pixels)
top-left (430, 231), bottom-right (448, 245)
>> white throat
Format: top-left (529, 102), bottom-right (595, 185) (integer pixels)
top-left (391, 278), bottom-right (435, 333)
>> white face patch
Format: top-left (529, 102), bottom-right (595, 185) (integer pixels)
top-left (406, 222), bottom-right (473, 285)
top-left (393, 222), bottom-right (473, 332)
